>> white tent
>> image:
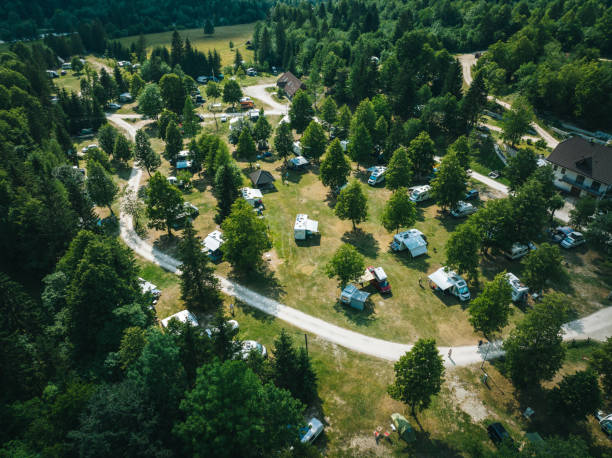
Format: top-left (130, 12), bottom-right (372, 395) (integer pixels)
top-left (161, 310), bottom-right (199, 327)
top-left (294, 214), bottom-right (319, 240)
top-left (241, 187), bottom-right (264, 206)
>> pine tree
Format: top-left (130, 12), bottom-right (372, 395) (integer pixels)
top-left (289, 90), bottom-right (314, 133)
top-left (135, 129), bottom-right (161, 176)
top-left (234, 49), bottom-right (243, 72)
top-left (300, 120), bottom-right (327, 163)
top-left (204, 19), bottom-right (215, 35)
top-left (170, 30), bottom-right (183, 68)
top-left (237, 128), bottom-right (257, 168)
top-left (348, 122), bottom-right (372, 169)
top-left (213, 163), bottom-right (243, 223)
top-left (179, 223), bottom-right (222, 313)
top-left (252, 113), bottom-right (272, 149)
top-left (182, 96), bottom-right (198, 138)
top-left (321, 97), bottom-right (338, 126)
top-left (274, 121), bottom-right (293, 164)
top-left (164, 120), bottom-right (183, 163)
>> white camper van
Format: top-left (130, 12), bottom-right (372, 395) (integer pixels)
top-left (367, 166), bottom-right (387, 186)
top-left (506, 272), bottom-right (529, 302)
top-left (428, 267), bottom-right (471, 301)
top-left (409, 185), bottom-right (431, 203)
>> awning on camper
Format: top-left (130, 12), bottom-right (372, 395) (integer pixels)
top-left (203, 231), bottom-right (224, 252)
top-left (404, 235), bottom-right (427, 257)
top-left (428, 267), bottom-right (453, 291)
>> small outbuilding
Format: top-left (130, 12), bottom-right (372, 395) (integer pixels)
top-left (161, 310), bottom-right (199, 327)
top-left (340, 284), bottom-right (370, 311)
top-left (288, 156), bottom-right (309, 170)
top-left (249, 169), bottom-right (276, 188)
top-left (241, 187), bottom-right (264, 207)
top-left (202, 230), bottom-right (225, 262)
top-left (294, 214), bottom-right (319, 240)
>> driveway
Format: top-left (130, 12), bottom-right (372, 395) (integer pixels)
top-left (242, 84), bottom-right (289, 120)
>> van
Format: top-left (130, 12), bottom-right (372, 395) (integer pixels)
top-left (367, 166), bottom-right (386, 186)
top-left (504, 243), bottom-right (530, 260)
top-left (409, 185), bottom-right (431, 203)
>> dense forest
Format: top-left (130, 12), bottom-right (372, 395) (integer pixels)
top-left (0, 0), bottom-right (271, 41)
top-left (250, 0), bottom-right (611, 128)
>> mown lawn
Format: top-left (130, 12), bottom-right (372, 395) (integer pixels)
top-left (118, 23), bottom-right (255, 68)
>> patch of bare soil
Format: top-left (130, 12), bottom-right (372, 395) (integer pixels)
top-left (446, 375), bottom-right (491, 422)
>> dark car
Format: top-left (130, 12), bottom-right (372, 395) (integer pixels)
top-left (465, 189), bottom-right (479, 200)
top-left (550, 226), bottom-right (573, 243)
top-left (487, 423), bottom-right (513, 446)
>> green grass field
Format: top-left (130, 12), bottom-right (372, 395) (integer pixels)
top-left (118, 23), bottom-right (255, 68)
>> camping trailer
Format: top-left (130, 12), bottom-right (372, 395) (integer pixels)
top-left (504, 242), bottom-right (530, 260)
top-left (161, 310), bottom-right (199, 328)
top-left (409, 185), bottom-right (432, 203)
top-left (340, 284), bottom-right (370, 310)
top-left (202, 230), bottom-right (225, 262)
top-left (428, 267), bottom-right (471, 301)
top-left (241, 187), bottom-right (264, 207)
top-left (390, 229), bottom-right (428, 257)
top-left (367, 166), bottom-right (387, 186)
top-left (506, 272), bottom-right (529, 302)
top-left (294, 214), bottom-right (319, 240)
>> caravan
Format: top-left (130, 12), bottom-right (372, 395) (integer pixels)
top-left (428, 267), bottom-right (471, 301)
top-left (367, 166), bottom-right (387, 186)
top-left (390, 229), bottom-right (428, 257)
top-left (504, 242), bottom-right (535, 260)
top-left (409, 185), bottom-right (431, 203)
top-left (506, 272), bottom-right (529, 303)
top-left (294, 214), bottom-right (319, 240)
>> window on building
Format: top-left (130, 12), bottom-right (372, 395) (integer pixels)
top-left (591, 181), bottom-right (601, 191)
top-left (561, 168), bottom-right (566, 174)
top-left (576, 175), bottom-right (585, 185)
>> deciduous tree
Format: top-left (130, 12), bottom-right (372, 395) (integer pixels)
top-left (289, 90), bottom-right (314, 133)
top-left (252, 112), bottom-right (272, 149)
top-left (503, 294), bottom-right (569, 387)
top-left (590, 337), bottom-right (612, 394)
top-left (222, 79), bottom-right (243, 109)
top-left (550, 370), bottom-right (601, 421)
top-left (386, 147), bottom-right (413, 190)
top-left (98, 123), bottom-right (117, 156)
top-left (301, 120), bottom-right (327, 162)
top-left (221, 198), bottom-right (272, 271)
top-left (137, 83), bottom-right (163, 118)
top-left (237, 128), bottom-right (257, 168)
top-left (570, 196), bottom-right (597, 230)
top-left (113, 134), bottom-right (132, 163)
top-left (335, 180), bottom-right (368, 230)
top-left (446, 223), bottom-right (481, 283)
top-left (388, 339), bottom-right (445, 417)
top-left (407, 132), bottom-right (435, 179)
top-left (348, 122), bottom-right (372, 169)
top-left (325, 243), bottom-right (365, 287)
top-left (501, 97), bottom-right (534, 146)
top-left (320, 139), bottom-right (351, 192)
top-left (430, 152), bottom-right (468, 211)
top-left (146, 171), bottom-right (184, 236)
top-left (164, 119), bottom-right (183, 162)
top-left (468, 272), bottom-right (512, 337)
top-left (381, 188), bottom-right (417, 234)
top-left (506, 147), bottom-right (537, 191)
top-left (521, 243), bottom-right (565, 294)
top-left (274, 121), bottom-right (293, 164)
top-left (159, 73), bottom-right (185, 114)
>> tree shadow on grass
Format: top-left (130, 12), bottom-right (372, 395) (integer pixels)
top-left (235, 298), bottom-right (275, 323)
top-left (228, 264), bottom-right (286, 301)
top-left (394, 251), bottom-right (431, 273)
top-left (435, 211), bottom-right (464, 233)
top-left (406, 430), bottom-right (463, 457)
top-left (143, 123), bottom-right (159, 138)
top-left (153, 233), bottom-right (181, 258)
top-left (332, 299), bottom-right (377, 327)
top-left (341, 228), bottom-right (380, 258)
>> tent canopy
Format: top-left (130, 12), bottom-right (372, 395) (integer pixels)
top-left (391, 413), bottom-right (416, 443)
top-left (428, 267), bottom-right (454, 291)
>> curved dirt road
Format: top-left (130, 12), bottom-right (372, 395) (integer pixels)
top-left (243, 84), bottom-right (290, 119)
top-left (110, 113), bottom-right (609, 365)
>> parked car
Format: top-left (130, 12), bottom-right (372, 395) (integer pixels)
top-left (560, 231), bottom-right (585, 249)
top-left (487, 423), bottom-right (513, 446)
top-left (550, 226), bottom-right (573, 243)
top-left (220, 115), bottom-right (228, 122)
top-left (197, 113), bottom-right (206, 121)
top-left (450, 201), bottom-right (477, 218)
top-left (300, 418), bottom-right (324, 444)
top-left (241, 340), bottom-right (267, 359)
top-left (488, 171), bottom-right (500, 179)
top-left (107, 102), bottom-right (121, 110)
top-left (465, 189), bottom-right (479, 200)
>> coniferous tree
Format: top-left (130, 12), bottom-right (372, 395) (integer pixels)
top-left (164, 120), bottom-right (183, 163)
top-left (113, 134), bottom-right (133, 164)
top-left (213, 162), bottom-right (243, 223)
top-left (320, 139), bottom-right (351, 191)
top-left (274, 121), bottom-right (293, 164)
top-left (236, 128), bottom-right (257, 168)
top-left (289, 90), bottom-right (314, 133)
top-left (135, 130), bottom-right (161, 176)
top-left (300, 120), bottom-right (327, 163)
top-left (386, 147), bottom-right (413, 190)
top-left (178, 222), bottom-right (222, 313)
top-left (182, 96), bottom-right (198, 138)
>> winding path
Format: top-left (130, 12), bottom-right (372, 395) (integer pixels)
top-left (457, 54), bottom-right (559, 149)
top-left (109, 114), bottom-right (610, 365)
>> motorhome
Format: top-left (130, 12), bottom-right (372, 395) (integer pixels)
top-left (506, 272), bottom-right (529, 303)
top-left (409, 185), bottom-right (431, 203)
top-left (450, 201), bottom-right (477, 218)
top-left (390, 229), bottom-right (427, 257)
top-left (367, 166), bottom-right (387, 186)
top-left (428, 267), bottom-right (471, 301)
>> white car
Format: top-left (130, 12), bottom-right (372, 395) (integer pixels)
top-left (241, 340), bottom-right (267, 359)
top-left (205, 319), bottom-right (239, 338)
top-left (300, 417), bottom-right (324, 444)
top-left (107, 102), bottom-right (121, 110)
top-left (81, 143), bottom-right (98, 153)
top-left (450, 201), bottom-right (477, 218)
top-left (560, 231), bottom-right (586, 249)
top-left (220, 115), bottom-right (228, 122)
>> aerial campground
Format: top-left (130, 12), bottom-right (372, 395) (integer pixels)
top-left (2, 0), bottom-right (612, 456)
